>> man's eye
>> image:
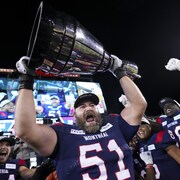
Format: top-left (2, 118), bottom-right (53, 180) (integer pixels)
top-left (79, 105), bottom-right (85, 109)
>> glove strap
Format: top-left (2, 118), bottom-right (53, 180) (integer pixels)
top-left (114, 67), bottom-right (127, 80)
top-left (18, 74), bottom-right (34, 90)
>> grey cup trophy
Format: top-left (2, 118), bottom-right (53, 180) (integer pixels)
top-left (27, 1), bottom-right (112, 76)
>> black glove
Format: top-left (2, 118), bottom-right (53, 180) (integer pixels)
top-left (16, 56), bottom-right (35, 90)
top-left (31, 158), bottom-right (56, 180)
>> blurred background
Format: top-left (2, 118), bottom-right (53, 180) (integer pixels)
top-left (1, 0), bottom-right (180, 116)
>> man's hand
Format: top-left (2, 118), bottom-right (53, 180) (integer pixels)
top-left (165, 58), bottom-right (180, 71)
top-left (140, 151), bottom-right (153, 165)
top-left (110, 55), bottom-right (123, 72)
top-left (109, 55), bottom-right (127, 80)
top-left (16, 56), bottom-right (35, 76)
top-left (109, 55), bottom-right (141, 80)
top-left (16, 56), bottom-right (36, 90)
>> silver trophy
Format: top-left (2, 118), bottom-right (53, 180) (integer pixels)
top-left (27, 1), bottom-right (112, 76)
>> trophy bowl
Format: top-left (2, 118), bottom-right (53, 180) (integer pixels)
top-left (27, 1), bottom-right (111, 76)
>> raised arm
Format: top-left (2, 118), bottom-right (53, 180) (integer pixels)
top-left (14, 56), bottom-right (57, 157)
top-left (119, 76), bottom-right (147, 125)
top-left (110, 55), bottom-right (147, 125)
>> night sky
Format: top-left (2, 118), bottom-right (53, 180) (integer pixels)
top-left (1, 0), bottom-right (180, 116)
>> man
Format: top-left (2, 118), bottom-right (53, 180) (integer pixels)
top-left (14, 55), bottom-right (147, 179)
top-left (157, 97), bottom-right (180, 146)
top-left (0, 134), bottom-right (58, 179)
top-left (136, 118), bottom-right (180, 179)
top-left (129, 117), bottom-right (156, 180)
top-left (43, 95), bottom-right (70, 118)
top-left (0, 135), bottom-right (36, 179)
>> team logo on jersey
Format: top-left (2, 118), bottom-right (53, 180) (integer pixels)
top-left (162, 121), bottom-right (167, 127)
top-left (5, 163), bottom-right (16, 169)
top-left (174, 114), bottom-right (180, 121)
top-left (70, 129), bottom-right (85, 134)
top-left (100, 123), bottom-right (113, 132)
top-left (148, 144), bottom-right (155, 150)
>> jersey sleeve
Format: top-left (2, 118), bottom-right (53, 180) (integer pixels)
top-left (111, 115), bottom-right (139, 143)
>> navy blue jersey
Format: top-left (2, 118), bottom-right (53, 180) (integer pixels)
top-left (0, 159), bottom-right (26, 180)
top-left (50, 115), bottom-right (139, 180)
top-left (158, 111), bottom-right (180, 146)
top-left (43, 104), bottom-right (70, 117)
top-left (137, 130), bottom-right (180, 180)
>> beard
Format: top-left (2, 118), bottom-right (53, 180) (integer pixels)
top-left (75, 110), bottom-right (103, 133)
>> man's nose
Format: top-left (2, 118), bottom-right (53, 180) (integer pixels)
top-left (86, 106), bottom-right (93, 111)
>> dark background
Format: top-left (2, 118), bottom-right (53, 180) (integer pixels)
top-left (1, 0), bottom-right (180, 116)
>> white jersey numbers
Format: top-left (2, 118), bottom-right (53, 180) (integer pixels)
top-left (79, 139), bottom-right (130, 180)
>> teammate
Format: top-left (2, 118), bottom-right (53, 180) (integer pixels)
top-left (14, 54), bottom-right (147, 179)
top-left (157, 97), bottom-right (180, 146)
top-left (0, 134), bottom-right (57, 179)
top-left (129, 117), bottom-right (156, 180)
top-left (136, 118), bottom-right (180, 179)
top-left (0, 135), bottom-right (36, 179)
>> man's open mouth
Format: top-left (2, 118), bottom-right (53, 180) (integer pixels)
top-left (86, 115), bottom-right (95, 123)
top-left (0, 151), bottom-right (8, 158)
